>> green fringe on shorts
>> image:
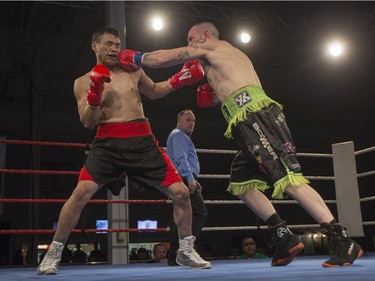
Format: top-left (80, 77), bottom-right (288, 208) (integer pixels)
top-left (272, 172), bottom-right (310, 199)
top-left (226, 180), bottom-right (270, 196)
top-left (227, 172), bottom-right (310, 199)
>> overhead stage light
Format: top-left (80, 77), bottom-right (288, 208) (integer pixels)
top-left (152, 17), bottom-right (163, 31)
top-left (240, 32), bottom-right (251, 44)
top-left (329, 42), bottom-right (343, 57)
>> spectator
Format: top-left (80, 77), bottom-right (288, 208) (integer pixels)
top-left (88, 243), bottom-right (106, 262)
top-left (71, 243), bottom-right (87, 263)
top-left (136, 247), bottom-right (150, 262)
top-left (150, 243), bottom-right (168, 263)
top-left (236, 237), bottom-right (268, 259)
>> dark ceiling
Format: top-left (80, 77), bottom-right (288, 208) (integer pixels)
top-left (0, 1), bottom-right (374, 152)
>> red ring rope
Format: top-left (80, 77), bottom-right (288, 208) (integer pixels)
top-left (0, 228), bottom-right (169, 235)
top-left (0, 169), bottom-right (79, 175)
top-left (0, 139), bottom-right (89, 148)
top-left (0, 198), bottom-right (169, 204)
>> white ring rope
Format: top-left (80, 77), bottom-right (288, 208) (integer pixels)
top-left (166, 199), bottom-right (338, 205)
top-left (202, 221), bottom-right (375, 231)
top-left (360, 196), bottom-right (375, 202)
top-left (357, 170), bottom-right (375, 178)
top-left (199, 174), bottom-right (336, 180)
top-left (202, 224), bottom-right (321, 231)
top-left (355, 145), bottom-right (375, 156)
top-left (195, 148), bottom-right (332, 158)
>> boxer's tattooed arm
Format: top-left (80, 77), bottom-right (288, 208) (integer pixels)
top-left (143, 51), bottom-right (189, 63)
top-left (176, 51), bottom-right (190, 60)
top-left (142, 53), bottom-right (156, 63)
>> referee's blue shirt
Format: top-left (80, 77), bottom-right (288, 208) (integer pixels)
top-left (166, 128), bottom-right (199, 182)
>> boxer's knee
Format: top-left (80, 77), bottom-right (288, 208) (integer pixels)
top-left (168, 182), bottom-right (190, 203)
top-left (71, 181), bottom-right (98, 205)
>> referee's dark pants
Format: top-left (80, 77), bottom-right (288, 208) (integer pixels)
top-left (168, 177), bottom-right (208, 265)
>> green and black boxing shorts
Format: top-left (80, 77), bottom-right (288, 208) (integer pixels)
top-left (221, 85), bottom-right (309, 199)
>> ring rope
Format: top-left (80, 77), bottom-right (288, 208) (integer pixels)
top-left (0, 198), bottom-right (339, 205)
top-left (203, 199), bottom-right (338, 205)
top-left (0, 169), bottom-right (339, 181)
top-left (0, 168), bottom-right (79, 175)
top-left (357, 170), bottom-right (375, 178)
top-left (199, 174), bottom-right (335, 181)
top-left (3, 221), bottom-right (375, 235)
top-left (196, 148), bottom-right (332, 158)
top-left (202, 224), bottom-right (321, 231)
top-left (0, 199), bottom-right (169, 204)
top-left (0, 228), bottom-right (169, 235)
top-left (0, 139), bottom-right (89, 148)
top-left (0, 139), bottom-right (333, 158)
top-left (360, 196), bottom-right (375, 202)
top-left (355, 145), bottom-right (375, 155)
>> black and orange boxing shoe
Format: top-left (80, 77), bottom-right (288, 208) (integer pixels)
top-left (269, 221), bottom-right (304, 266)
top-left (320, 222), bottom-right (363, 267)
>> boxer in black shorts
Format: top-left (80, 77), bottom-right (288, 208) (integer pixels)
top-left (80, 119), bottom-right (181, 192)
top-left (37, 27), bottom-right (211, 276)
top-left (125, 21), bottom-right (363, 268)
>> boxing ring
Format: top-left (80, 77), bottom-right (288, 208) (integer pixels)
top-left (0, 139), bottom-right (374, 280)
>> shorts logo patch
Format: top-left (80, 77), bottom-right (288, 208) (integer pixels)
top-left (235, 91), bottom-right (251, 107)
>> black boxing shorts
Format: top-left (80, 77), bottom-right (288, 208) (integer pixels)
top-left (78, 119), bottom-right (182, 192)
top-left (228, 104), bottom-right (309, 199)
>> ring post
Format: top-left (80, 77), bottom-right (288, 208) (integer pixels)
top-left (332, 141), bottom-right (364, 237)
top-left (107, 176), bottom-right (129, 264)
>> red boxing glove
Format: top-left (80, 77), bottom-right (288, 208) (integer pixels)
top-left (169, 60), bottom-right (205, 90)
top-left (197, 83), bottom-right (220, 108)
top-left (87, 64), bottom-right (111, 108)
top-left (118, 49), bottom-right (145, 72)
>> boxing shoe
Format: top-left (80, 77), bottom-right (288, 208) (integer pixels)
top-left (269, 222), bottom-right (304, 266)
top-left (37, 241), bottom-right (64, 275)
top-left (320, 223), bottom-right (363, 267)
top-left (176, 236), bottom-right (211, 269)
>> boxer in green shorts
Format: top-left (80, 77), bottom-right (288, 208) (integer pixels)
top-left (221, 85), bottom-right (309, 200)
top-left (129, 21), bottom-right (363, 267)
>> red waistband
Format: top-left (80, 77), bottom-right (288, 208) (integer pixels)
top-left (96, 121), bottom-right (152, 138)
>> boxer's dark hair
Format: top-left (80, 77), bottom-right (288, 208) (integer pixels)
top-left (92, 27), bottom-right (119, 43)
